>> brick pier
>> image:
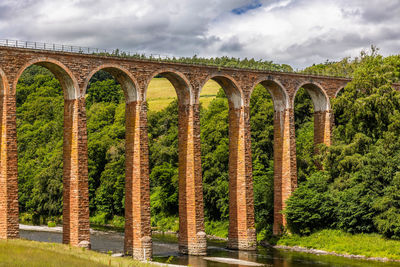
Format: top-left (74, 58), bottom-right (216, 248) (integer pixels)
top-left (0, 45), bottom-right (360, 260)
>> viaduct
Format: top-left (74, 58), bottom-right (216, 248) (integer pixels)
top-left (0, 44), bottom-right (391, 260)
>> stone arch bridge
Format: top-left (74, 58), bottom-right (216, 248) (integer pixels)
top-left (0, 46), bottom-right (396, 260)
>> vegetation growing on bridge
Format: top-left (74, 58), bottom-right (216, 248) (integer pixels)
top-left (15, 47), bottom-right (400, 244)
top-left (102, 50), bottom-right (352, 77)
top-left (98, 49), bottom-right (295, 73)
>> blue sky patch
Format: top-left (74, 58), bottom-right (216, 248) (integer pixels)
top-left (231, 0), bottom-right (262, 15)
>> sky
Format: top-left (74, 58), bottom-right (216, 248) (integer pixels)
top-left (0, 0), bottom-right (399, 68)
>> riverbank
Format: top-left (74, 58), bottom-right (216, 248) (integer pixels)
top-left (0, 239), bottom-right (155, 267)
top-left (20, 224), bottom-right (400, 264)
top-left (273, 229), bottom-right (400, 262)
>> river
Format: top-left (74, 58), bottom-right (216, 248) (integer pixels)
top-left (19, 227), bottom-right (399, 266)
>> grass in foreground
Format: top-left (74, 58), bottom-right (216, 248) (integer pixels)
top-left (277, 229), bottom-right (400, 260)
top-left (0, 239), bottom-right (153, 267)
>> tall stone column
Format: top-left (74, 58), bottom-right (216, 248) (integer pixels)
top-left (273, 108), bottom-right (297, 235)
top-left (124, 100), bottom-right (152, 261)
top-left (178, 103), bottom-right (206, 255)
top-left (0, 93), bottom-right (19, 239)
top-left (63, 97), bottom-right (90, 248)
top-left (227, 105), bottom-right (256, 250)
top-left (314, 110), bottom-right (333, 148)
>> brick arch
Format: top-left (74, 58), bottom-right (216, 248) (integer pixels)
top-left (83, 64), bottom-right (139, 103)
top-left (145, 69), bottom-right (193, 105)
top-left (250, 77), bottom-right (289, 111)
top-left (335, 86), bottom-right (345, 97)
top-left (293, 81), bottom-right (331, 111)
top-left (200, 74), bottom-right (243, 108)
top-left (13, 57), bottom-right (79, 99)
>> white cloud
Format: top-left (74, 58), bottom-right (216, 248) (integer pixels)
top-left (0, 0), bottom-right (399, 68)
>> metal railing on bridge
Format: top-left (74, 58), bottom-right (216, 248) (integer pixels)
top-left (0, 39), bottom-right (352, 78)
top-left (0, 39), bottom-right (169, 59)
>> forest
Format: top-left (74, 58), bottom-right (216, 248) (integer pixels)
top-left (16, 48), bottom-right (400, 241)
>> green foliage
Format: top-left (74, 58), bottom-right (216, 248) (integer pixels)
top-left (294, 87), bottom-right (314, 129)
top-left (148, 100), bottom-right (179, 169)
top-left (303, 57), bottom-right (359, 77)
top-left (205, 220), bottom-right (229, 238)
top-left (90, 212), bottom-right (109, 225)
top-left (147, 100), bottom-right (179, 226)
top-left (333, 51), bottom-right (400, 143)
top-left (150, 163), bottom-right (178, 217)
top-left (151, 216), bottom-right (179, 232)
top-left (17, 66), bottom-right (64, 217)
top-left (47, 221), bottom-right (57, 227)
top-left (294, 87), bottom-right (317, 183)
top-left (86, 79), bottom-right (123, 108)
top-left (285, 172), bottom-right (336, 235)
top-left (201, 90), bottom-right (230, 220)
top-left (286, 48), bottom-right (400, 239)
top-left (87, 102), bottom-right (126, 215)
top-left (249, 85), bottom-right (275, 237)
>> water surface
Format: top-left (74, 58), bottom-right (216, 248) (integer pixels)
top-left (20, 229), bottom-right (399, 267)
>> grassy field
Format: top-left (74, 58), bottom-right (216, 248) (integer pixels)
top-left (277, 229), bottom-right (400, 260)
top-left (147, 78), bottom-right (220, 111)
top-left (0, 239), bottom-right (154, 267)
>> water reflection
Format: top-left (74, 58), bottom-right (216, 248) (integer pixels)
top-left (20, 229), bottom-right (399, 267)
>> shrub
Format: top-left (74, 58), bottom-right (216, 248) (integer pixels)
top-left (285, 172), bottom-right (336, 235)
top-left (90, 212), bottom-right (110, 225)
top-left (47, 221), bottom-right (57, 227)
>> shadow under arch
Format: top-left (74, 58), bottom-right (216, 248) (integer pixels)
top-left (335, 87), bottom-right (345, 98)
top-left (250, 78), bottom-right (289, 111)
top-left (144, 69), bottom-right (193, 105)
top-left (83, 64), bottom-right (139, 103)
top-left (0, 67), bottom-right (8, 96)
top-left (200, 74), bottom-right (243, 108)
top-left (14, 58), bottom-right (79, 100)
top-left (293, 82), bottom-right (331, 112)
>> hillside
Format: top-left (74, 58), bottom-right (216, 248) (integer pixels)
top-left (147, 78), bottom-right (220, 111)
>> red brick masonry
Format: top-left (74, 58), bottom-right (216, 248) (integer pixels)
top-left (1, 46), bottom-right (386, 260)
